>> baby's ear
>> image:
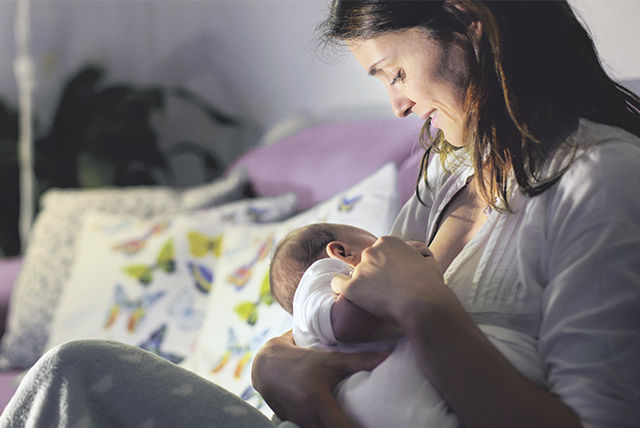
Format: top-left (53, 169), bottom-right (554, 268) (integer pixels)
top-left (326, 241), bottom-right (348, 260)
top-left (327, 241), bottom-right (359, 267)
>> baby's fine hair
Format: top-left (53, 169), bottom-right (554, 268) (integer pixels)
top-left (269, 223), bottom-right (340, 314)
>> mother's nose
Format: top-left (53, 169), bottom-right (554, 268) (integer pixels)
top-left (388, 88), bottom-right (415, 118)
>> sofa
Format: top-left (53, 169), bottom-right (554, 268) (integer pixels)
top-left (0, 114), bottom-right (426, 415)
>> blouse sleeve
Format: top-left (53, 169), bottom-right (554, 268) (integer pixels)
top-left (539, 139), bottom-right (640, 428)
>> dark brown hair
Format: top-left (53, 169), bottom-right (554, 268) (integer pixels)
top-left (319, 0), bottom-right (640, 211)
top-left (269, 223), bottom-right (339, 314)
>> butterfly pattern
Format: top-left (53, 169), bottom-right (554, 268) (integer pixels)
top-left (167, 291), bottom-right (205, 331)
top-left (338, 194), bottom-right (363, 212)
top-left (104, 284), bottom-right (166, 332)
top-left (123, 239), bottom-right (175, 285)
top-left (112, 221), bottom-right (170, 256)
top-left (187, 262), bottom-right (214, 294)
top-left (233, 271), bottom-right (273, 325)
top-left (211, 327), bottom-right (269, 379)
top-left (188, 231), bottom-right (223, 258)
top-left (101, 219), bottom-right (133, 235)
top-left (227, 237), bottom-right (273, 290)
top-left (138, 324), bottom-right (184, 364)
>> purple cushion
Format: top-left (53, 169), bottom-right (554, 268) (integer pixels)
top-left (227, 117), bottom-right (425, 212)
top-left (0, 258), bottom-right (22, 340)
top-left (397, 147), bottom-right (425, 206)
top-left (0, 259), bottom-right (21, 410)
top-left (0, 258), bottom-right (21, 300)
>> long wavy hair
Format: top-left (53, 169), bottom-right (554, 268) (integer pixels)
top-left (319, 0), bottom-right (640, 211)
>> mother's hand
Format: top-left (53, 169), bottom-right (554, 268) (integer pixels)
top-left (251, 331), bottom-right (389, 428)
top-left (332, 236), bottom-right (448, 325)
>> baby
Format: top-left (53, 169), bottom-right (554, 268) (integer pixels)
top-left (269, 222), bottom-right (548, 428)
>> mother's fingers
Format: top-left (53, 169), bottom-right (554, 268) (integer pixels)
top-left (331, 273), bottom-right (351, 294)
top-left (315, 395), bottom-right (357, 428)
top-left (283, 349), bottom-right (390, 428)
top-left (253, 329), bottom-right (390, 428)
top-left (406, 240), bottom-right (433, 258)
top-left (289, 391), bottom-right (353, 428)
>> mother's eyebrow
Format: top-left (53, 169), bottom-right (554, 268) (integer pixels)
top-left (368, 58), bottom-right (387, 76)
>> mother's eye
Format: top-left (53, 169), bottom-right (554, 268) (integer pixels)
top-left (390, 69), bottom-right (405, 86)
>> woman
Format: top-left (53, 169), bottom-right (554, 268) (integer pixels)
top-left (2, 1), bottom-right (638, 427)
top-left (252, 1), bottom-right (640, 428)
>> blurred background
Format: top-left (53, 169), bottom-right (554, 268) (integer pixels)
top-left (0, 0), bottom-right (639, 256)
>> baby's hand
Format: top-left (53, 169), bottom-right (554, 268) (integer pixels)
top-left (406, 241), bottom-right (432, 258)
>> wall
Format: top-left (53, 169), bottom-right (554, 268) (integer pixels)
top-left (570, 0), bottom-right (640, 83)
top-left (0, 0), bottom-right (638, 183)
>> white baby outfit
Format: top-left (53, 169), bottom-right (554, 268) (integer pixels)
top-left (292, 258), bottom-right (545, 428)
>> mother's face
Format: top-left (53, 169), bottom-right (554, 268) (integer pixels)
top-left (348, 28), bottom-right (470, 147)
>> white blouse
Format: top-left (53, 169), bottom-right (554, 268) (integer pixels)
top-left (390, 119), bottom-right (640, 428)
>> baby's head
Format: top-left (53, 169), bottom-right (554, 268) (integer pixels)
top-left (269, 223), bottom-right (377, 314)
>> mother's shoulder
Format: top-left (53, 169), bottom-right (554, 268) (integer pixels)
top-left (545, 120), bottom-right (640, 215)
top-left (564, 119), bottom-right (640, 180)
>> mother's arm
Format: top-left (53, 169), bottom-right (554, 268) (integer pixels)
top-left (533, 141), bottom-right (640, 427)
top-left (333, 236), bottom-right (584, 428)
top-left (251, 331), bottom-right (389, 428)
top-left (398, 287), bottom-right (583, 428)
